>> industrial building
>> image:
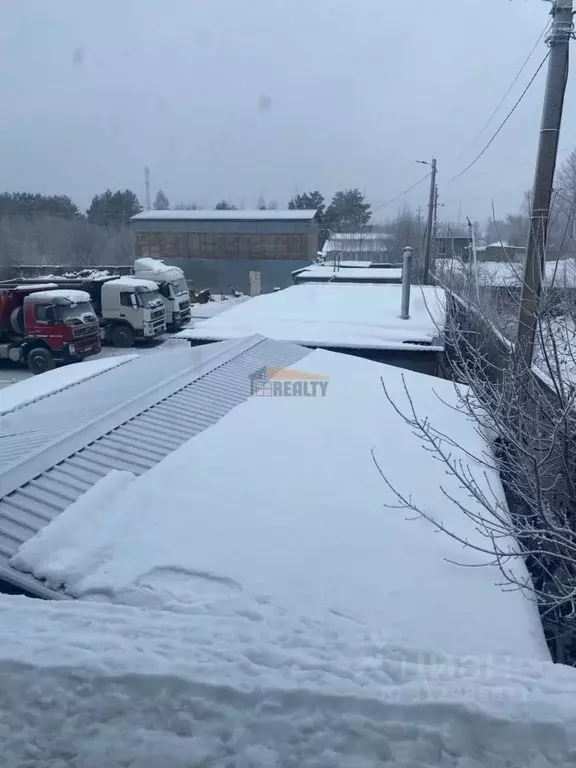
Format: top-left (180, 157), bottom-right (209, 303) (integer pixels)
top-left (131, 209), bottom-right (320, 295)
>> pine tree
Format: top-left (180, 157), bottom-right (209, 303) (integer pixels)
top-left (153, 190), bottom-right (170, 210)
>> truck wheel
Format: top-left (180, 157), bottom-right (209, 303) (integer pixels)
top-left (111, 325), bottom-right (135, 348)
top-left (27, 347), bottom-right (55, 375)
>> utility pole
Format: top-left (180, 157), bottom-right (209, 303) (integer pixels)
top-left (433, 185), bottom-right (440, 239)
top-left (516, 0), bottom-right (574, 369)
top-left (144, 166), bottom-right (151, 211)
top-left (419, 157), bottom-right (437, 283)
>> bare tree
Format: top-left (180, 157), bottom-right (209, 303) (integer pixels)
top-left (379, 249), bottom-right (576, 660)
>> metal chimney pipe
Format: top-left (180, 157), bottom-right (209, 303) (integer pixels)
top-left (400, 247), bottom-right (412, 319)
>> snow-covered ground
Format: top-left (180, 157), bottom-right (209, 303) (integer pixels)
top-left (189, 294), bottom-right (249, 319)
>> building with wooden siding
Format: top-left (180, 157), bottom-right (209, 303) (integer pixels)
top-left (131, 209), bottom-right (320, 295)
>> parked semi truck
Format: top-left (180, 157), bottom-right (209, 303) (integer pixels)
top-left (0, 283), bottom-right (101, 373)
top-left (17, 275), bottom-right (166, 347)
top-left (133, 258), bottom-right (191, 331)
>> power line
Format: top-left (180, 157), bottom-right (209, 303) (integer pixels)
top-left (449, 51), bottom-right (550, 183)
top-left (453, 21), bottom-right (551, 164)
top-left (372, 172), bottom-right (431, 212)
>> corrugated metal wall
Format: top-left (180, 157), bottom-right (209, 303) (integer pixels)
top-left (161, 257), bottom-right (310, 294)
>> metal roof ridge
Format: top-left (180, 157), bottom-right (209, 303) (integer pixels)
top-left (0, 336), bottom-right (265, 500)
top-left (0, 357), bottom-right (135, 420)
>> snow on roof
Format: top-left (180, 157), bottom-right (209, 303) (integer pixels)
top-left (14, 283), bottom-right (58, 291)
top-left (179, 283), bottom-right (446, 350)
top-left (131, 209), bottom-right (318, 222)
top-left (329, 232), bottom-right (393, 241)
top-left (27, 289), bottom-right (91, 303)
top-left (439, 258), bottom-right (576, 288)
top-left (0, 356), bottom-right (138, 418)
top-left (476, 241), bottom-right (526, 251)
top-left (319, 260), bottom-right (375, 268)
top-left (322, 233), bottom-right (392, 255)
top-left (0, 594), bottom-right (573, 767)
top-left (13, 348), bottom-right (547, 661)
top-left (295, 266), bottom-right (403, 282)
top-left (109, 276), bottom-right (159, 291)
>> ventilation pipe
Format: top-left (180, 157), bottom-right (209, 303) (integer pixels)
top-left (400, 246), bottom-right (412, 320)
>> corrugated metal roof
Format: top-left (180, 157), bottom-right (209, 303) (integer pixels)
top-left (131, 209), bottom-right (318, 222)
top-left (0, 336), bottom-right (309, 598)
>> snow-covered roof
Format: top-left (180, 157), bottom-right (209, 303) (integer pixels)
top-left (294, 266), bottom-right (403, 283)
top-left (0, 594), bottom-right (572, 766)
top-left (179, 283), bottom-right (446, 350)
top-left (131, 209), bottom-right (318, 222)
top-left (0, 355), bottom-right (137, 418)
top-left (9, 345), bottom-right (547, 662)
top-left (27, 289), bottom-right (91, 304)
top-left (0, 337), bottom-right (308, 598)
top-left (438, 258), bottom-right (576, 288)
top-left (328, 232), bottom-right (394, 241)
top-left (322, 233), bottom-right (392, 255)
top-left (14, 283), bottom-right (58, 291)
top-left (109, 276), bottom-right (159, 291)
top-left (476, 241), bottom-right (526, 252)
top-left (319, 260), bottom-right (375, 268)
top-left (0, 335), bottom-right (564, 763)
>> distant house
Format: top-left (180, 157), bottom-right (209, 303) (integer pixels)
top-left (475, 241), bottom-right (526, 263)
top-left (131, 209), bottom-right (320, 295)
top-left (321, 233), bottom-right (394, 263)
top-left (435, 235), bottom-right (470, 260)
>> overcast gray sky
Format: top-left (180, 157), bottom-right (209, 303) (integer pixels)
top-left (0, 0), bottom-right (571, 224)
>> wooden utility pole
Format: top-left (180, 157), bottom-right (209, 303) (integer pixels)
top-left (516, 0), bottom-right (574, 369)
top-left (433, 185), bottom-right (439, 239)
top-left (421, 158), bottom-right (437, 283)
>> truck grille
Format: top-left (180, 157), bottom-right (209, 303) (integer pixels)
top-left (151, 309), bottom-right (165, 322)
top-left (179, 300), bottom-right (190, 312)
top-left (73, 323), bottom-right (99, 339)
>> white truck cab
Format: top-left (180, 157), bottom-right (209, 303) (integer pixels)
top-left (133, 258), bottom-right (191, 331)
top-left (100, 277), bottom-right (166, 346)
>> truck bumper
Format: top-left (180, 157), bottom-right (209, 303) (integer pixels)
top-left (63, 339), bottom-right (101, 361)
top-left (140, 320), bottom-right (166, 338)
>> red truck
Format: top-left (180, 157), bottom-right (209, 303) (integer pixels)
top-left (0, 283), bottom-right (102, 374)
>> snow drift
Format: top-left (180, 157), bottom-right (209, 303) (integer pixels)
top-left (0, 595), bottom-right (575, 767)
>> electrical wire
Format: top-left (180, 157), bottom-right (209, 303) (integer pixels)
top-left (372, 172), bottom-right (431, 212)
top-left (453, 21), bottom-right (551, 165)
top-left (449, 51), bottom-right (550, 183)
